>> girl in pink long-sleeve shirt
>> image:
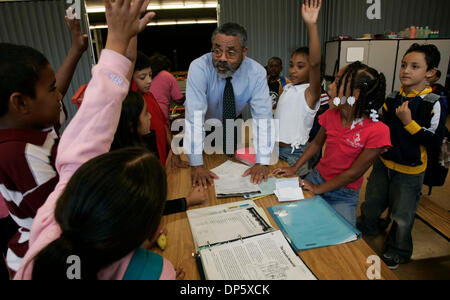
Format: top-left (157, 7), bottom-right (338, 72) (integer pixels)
top-left (15, 0), bottom-right (176, 280)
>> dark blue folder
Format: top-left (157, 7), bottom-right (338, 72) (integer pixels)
top-left (268, 196), bottom-right (361, 251)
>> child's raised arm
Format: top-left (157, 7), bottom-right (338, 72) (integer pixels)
top-left (15, 0), bottom-right (157, 280)
top-left (55, 11), bottom-right (89, 98)
top-left (302, 0), bottom-right (322, 110)
top-left (58, 0), bottom-right (154, 173)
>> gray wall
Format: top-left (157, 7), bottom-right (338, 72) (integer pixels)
top-left (219, 0), bottom-right (450, 69)
top-left (218, 0), bottom-right (326, 75)
top-left (0, 0), bottom-right (93, 128)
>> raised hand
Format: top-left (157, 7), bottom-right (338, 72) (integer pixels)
top-left (104, 0), bottom-right (155, 55)
top-left (301, 0), bottom-right (322, 25)
top-left (65, 8), bottom-right (89, 54)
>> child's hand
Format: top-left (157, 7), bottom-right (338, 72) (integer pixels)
top-left (170, 154), bottom-right (190, 171)
top-left (105, 0), bottom-right (155, 55)
top-left (186, 186), bottom-right (207, 207)
top-left (272, 167), bottom-right (297, 177)
top-left (300, 179), bottom-right (320, 194)
top-left (301, 0), bottom-right (322, 25)
top-left (395, 101), bottom-right (413, 126)
top-left (65, 10), bottom-right (89, 54)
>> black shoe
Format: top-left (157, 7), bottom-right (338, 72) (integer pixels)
top-left (382, 253), bottom-right (400, 269)
top-left (382, 253), bottom-right (410, 270)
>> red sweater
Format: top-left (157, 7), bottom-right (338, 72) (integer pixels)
top-left (132, 81), bottom-right (168, 166)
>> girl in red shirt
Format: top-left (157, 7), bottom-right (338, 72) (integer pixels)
top-left (132, 51), bottom-right (188, 170)
top-left (274, 62), bottom-right (391, 225)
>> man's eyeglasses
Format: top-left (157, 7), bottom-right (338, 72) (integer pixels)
top-left (211, 47), bottom-right (240, 59)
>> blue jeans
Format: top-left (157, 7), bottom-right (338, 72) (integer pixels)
top-left (279, 143), bottom-right (317, 178)
top-left (305, 168), bottom-right (360, 226)
top-left (357, 158), bottom-right (424, 260)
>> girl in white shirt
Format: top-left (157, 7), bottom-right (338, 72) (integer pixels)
top-left (275, 0), bottom-right (322, 177)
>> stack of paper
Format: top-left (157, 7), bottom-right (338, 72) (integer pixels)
top-left (274, 178), bottom-right (304, 202)
top-left (211, 161), bottom-right (261, 198)
top-left (187, 200), bottom-right (317, 280)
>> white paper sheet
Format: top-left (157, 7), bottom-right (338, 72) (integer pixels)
top-left (274, 178), bottom-right (304, 202)
top-left (347, 47), bottom-right (365, 62)
top-left (187, 201), bottom-right (269, 250)
top-left (199, 230), bottom-right (316, 280)
top-left (211, 161), bottom-right (261, 197)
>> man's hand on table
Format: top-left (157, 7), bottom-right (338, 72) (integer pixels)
top-left (243, 164), bottom-right (269, 185)
top-left (191, 165), bottom-right (219, 188)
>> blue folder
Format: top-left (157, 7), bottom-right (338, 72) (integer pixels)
top-left (268, 196), bottom-right (361, 251)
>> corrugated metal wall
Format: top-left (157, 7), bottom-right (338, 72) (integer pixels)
top-left (219, 0), bottom-right (450, 68)
top-left (218, 0), bottom-right (326, 72)
top-left (0, 0), bottom-right (93, 128)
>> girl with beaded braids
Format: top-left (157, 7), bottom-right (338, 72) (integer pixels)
top-left (273, 62), bottom-right (392, 225)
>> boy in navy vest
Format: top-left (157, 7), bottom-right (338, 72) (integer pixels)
top-left (357, 44), bottom-right (447, 269)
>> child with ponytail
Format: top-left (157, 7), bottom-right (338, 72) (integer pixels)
top-left (274, 61), bottom-right (391, 226)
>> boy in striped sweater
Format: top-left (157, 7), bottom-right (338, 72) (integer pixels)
top-left (0, 16), bottom-right (87, 276)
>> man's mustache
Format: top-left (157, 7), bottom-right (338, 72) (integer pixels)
top-left (214, 61), bottom-right (232, 71)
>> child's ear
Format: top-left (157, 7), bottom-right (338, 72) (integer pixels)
top-left (9, 92), bottom-right (31, 114)
top-left (426, 68), bottom-right (438, 81)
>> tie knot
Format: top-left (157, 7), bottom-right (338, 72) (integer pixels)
top-left (226, 77), bottom-right (232, 83)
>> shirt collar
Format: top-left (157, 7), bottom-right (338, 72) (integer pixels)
top-left (400, 86), bottom-right (432, 98)
top-left (0, 128), bottom-right (54, 145)
top-left (287, 83), bottom-right (309, 92)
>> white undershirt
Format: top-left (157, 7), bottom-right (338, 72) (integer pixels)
top-left (274, 83), bottom-right (320, 151)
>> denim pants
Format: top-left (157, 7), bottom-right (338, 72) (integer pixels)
top-left (357, 158), bottom-right (425, 260)
top-left (279, 143), bottom-right (317, 178)
top-left (305, 168), bottom-right (360, 226)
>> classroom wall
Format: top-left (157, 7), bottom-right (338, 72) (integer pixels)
top-left (0, 0), bottom-right (93, 130)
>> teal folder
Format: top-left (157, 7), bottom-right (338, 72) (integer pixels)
top-left (268, 196), bottom-right (361, 251)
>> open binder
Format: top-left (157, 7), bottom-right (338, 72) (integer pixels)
top-left (187, 201), bottom-right (316, 280)
top-left (268, 196), bottom-right (361, 251)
